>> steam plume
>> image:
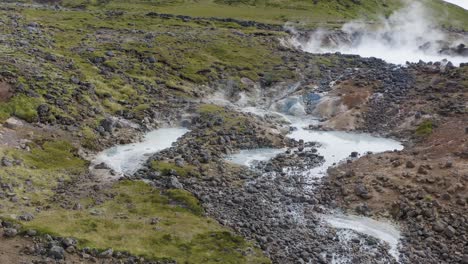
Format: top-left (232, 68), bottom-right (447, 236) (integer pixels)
top-left (289, 1), bottom-right (468, 65)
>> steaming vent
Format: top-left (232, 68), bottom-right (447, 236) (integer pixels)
top-left (289, 2), bottom-right (468, 66)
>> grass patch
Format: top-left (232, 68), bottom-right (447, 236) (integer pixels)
top-left (0, 95), bottom-right (43, 123)
top-left (0, 140), bottom-right (87, 216)
top-left (151, 160), bottom-right (198, 177)
top-left (81, 126), bottom-right (99, 150)
top-left (198, 104), bottom-right (250, 133)
top-left (415, 120), bottom-right (433, 137)
top-left (166, 189), bottom-right (204, 216)
top-left (19, 140), bottom-right (87, 172)
top-left (25, 181), bottom-right (269, 263)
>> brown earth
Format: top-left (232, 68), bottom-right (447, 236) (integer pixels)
top-left (0, 81), bottom-right (13, 103)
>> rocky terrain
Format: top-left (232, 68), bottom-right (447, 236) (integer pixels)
top-left (0, 0), bottom-right (467, 263)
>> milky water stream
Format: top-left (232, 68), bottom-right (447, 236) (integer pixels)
top-left (92, 127), bottom-right (189, 175)
top-left (324, 214), bottom-right (401, 262)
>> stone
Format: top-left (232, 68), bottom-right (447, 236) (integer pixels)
top-left (70, 76), bottom-right (80, 84)
top-left (1, 157), bottom-right (13, 167)
top-left (406, 160), bottom-right (415, 168)
top-left (99, 248), bottom-right (113, 258)
top-left (175, 158), bottom-right (185, 167)
top-left (417, 166), bottom-right (428, 175)
top-left (3, 228), bottom-right (17, 237)
top-left (73, 203), bottom-right (83, 210)
top-left (169, 176), bottom-right (183, 189)
top-left (17, 212), bottom-right (34, 221)
top-left (354, 184), bottom-right (372, 199)
top-left (444, 226), bottom-right (456, 238)
top-left (48, 245), bottom-right (65, 259)
top-left (65, 246), bottom-right (76, 253)
top-left (443, 160), bottom-right (453, 168)
top-left (26, 229), bottom-right (37, 236)
top-left (94, 162), bottom-right (110, 170)
top-left (432, 222), bottom-right (445, 232)
top-left (62, 237), bottom-right (76, 247)
top-left (100, 117), bottom-right (115, 133)
top-left (148, 56), bottom-right (157, 63)
top-left (37, 104), bottom-right (50, 117)
top-left (4, 117), bottom-right (23, 129)
top-left (45, 54), bottom-right (57, 62)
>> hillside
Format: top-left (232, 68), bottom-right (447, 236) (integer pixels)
top-left (0, 0), bottom-right (467, 263)
top-left (6, 0), bottom-right (468, 30)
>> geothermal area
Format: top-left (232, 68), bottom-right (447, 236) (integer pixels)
top-left (0, 0), bottom-right (466, 263)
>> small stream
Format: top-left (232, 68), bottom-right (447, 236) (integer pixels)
top-left (92, 127), bottom-right (189, 175)
top-left (323, 214), bottom-right (401, 262)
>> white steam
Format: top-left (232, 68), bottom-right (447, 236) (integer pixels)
top-left (290, 2), bottom-right (468, 65)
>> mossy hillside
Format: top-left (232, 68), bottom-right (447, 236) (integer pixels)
top-left (4, 2), bottom-right (467, 128)
top-left (0, 140), bottom-right (87, 216)
top-left (25, 181), bottom-right (269, 263)
top-left (47, 0), bottom-right (402, 28)
top-left (423, 0), bottom-right (468, 31)
top-left (0, 6), bottom-right (297, 128)
top-left (29, 0), bottom-right (468, 30)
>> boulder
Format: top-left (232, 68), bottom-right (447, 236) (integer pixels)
top-left (1, 157), bottom-right (13, 167)
top-left (432, 222), bottom-right (445, 232)
top-left (3, 117), bottom-right (23, 129)
top-left (99, 248), bottom-right (113, 258)
top-left (48, 245), bottom-right (65, 259)
top-left (26, 229), bottom-right (37, 236)
top-left (100, 117), bottom-right (115, 133)
top-left (354, 184), bottom-right (372, 199)
top-left (406, 160), bottom-right (415, 168)
top-left (17, 212), bottom-right (34, 221)
top-left (3, 228), bottom-right (17, 237)
top-left (169, 176), bottom-right (184, 189)
top-left (62, 237), bottom-right (77, 247)
top-left (94, 162), bottom-right (110, 170)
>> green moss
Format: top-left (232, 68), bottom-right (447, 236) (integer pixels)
top-left (151, 160), bottom-right (197, 177)
top-left (134, 104), bottom-right (150, 112)
top-left (415, 120), bottom-right (433, 137)
top-left (25, 181), bottom-right (269, 263)
top-left (0, 140), bottom-right (87, 216)
top-left (81, 126), bottom-right (99, 150)
top-left (102, 99), bottom-right (124, 113)
top-left (19, 140), bottom-right (87, 173)
top-left (198, 104), bottom-right (225, 114)
top-left (166, 189), bottom-right (204, 216)
top-left (198, 104), bottom-right (249, 132)
top-left (0, 95), bottom-right (43, 123)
